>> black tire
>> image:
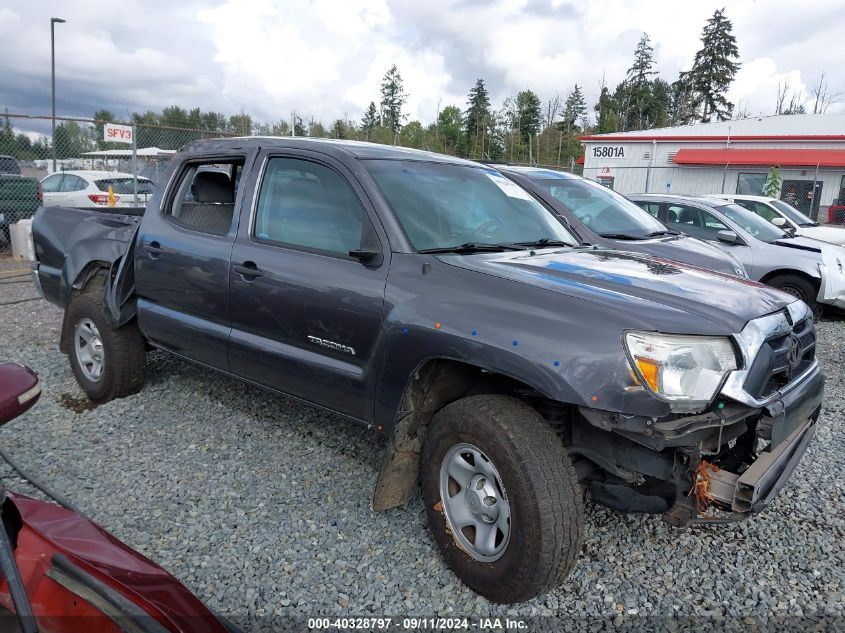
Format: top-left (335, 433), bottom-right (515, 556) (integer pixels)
top-left (420, 394), bottom-right (584, 603)
top-left (65, 287), bottom-right (146, 402)
top-left (767, 274), bottom-right (820, 318)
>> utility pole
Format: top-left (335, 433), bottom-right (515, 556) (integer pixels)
top-left (50, 17), bottom-right (66, 172)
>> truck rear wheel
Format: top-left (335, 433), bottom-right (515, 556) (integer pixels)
top-left (66, 291), bottom-right (146, 402)
top-left (420, 394), bottom-right (583, 603)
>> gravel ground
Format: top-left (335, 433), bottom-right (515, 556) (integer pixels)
top-left (0, 255), bottom-right (843, 631)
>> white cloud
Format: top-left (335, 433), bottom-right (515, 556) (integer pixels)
top-left (0, 0), bottom-right (843, 127)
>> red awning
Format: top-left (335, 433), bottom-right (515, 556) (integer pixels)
top-left (673, 148), bottom-right (845, 167)
top-left (576, 155), bottom-right (585, 165)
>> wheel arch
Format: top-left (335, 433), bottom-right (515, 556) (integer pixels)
top-left (371, 357), bottom-right (570, 512)
top-left (759, 267), bottom-right (820, 288)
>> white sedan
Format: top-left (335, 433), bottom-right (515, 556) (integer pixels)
top-left (40, 170), bottom-right (154, 208)
top-left (709, 194), bottom-right (845, 247)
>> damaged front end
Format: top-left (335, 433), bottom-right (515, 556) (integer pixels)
top-left (554, 301), bottom-right (825, 527)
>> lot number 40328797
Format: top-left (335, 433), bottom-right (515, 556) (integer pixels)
top-left (592, 146), bottom-right (625, 158)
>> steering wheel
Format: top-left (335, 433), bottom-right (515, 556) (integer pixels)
top-left (470, 219), bottom-right (506, 241)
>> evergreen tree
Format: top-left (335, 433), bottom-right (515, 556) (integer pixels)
top-left (560, 84), bottom-right (587, 133)
top-left (380, 65), bottom-right (407, 135)
top-left (361, 102), bottom-right (379, 139)
top-left (594, 86), bottom-right (620, 133)
top-left (669, 72), bottom-right (700, 125)
top-left (690, 8), bottom-right (740, 122)
top-left (515, 90), bottom-right (542, 141)
top-left (624, 34), bottom-right (658, 130)
top-left (437, 105), bottom-right (464, 154)
top-left (464, 78), bottom-right (492, 149)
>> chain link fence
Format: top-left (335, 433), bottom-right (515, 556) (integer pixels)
top-left (581, 163), bottom-right (845, 223)
top-left (0, 113), bottom-right (237, 252)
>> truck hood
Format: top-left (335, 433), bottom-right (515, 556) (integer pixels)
top-left (441, 247), bottom-right (792, 333)
top-left (608, 235), bottom-right (746, 277)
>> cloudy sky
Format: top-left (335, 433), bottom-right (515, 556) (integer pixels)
top-left (1, 0), bottom-right (844, 132)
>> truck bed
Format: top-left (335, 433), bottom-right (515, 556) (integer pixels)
top-left (32, 205), bottom-right (143, 308)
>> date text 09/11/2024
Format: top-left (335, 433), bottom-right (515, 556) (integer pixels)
top-left (307, 617), bottom-right (528, 630)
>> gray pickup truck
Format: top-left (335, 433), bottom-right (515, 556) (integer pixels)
top-left (32, 138), bottom-right (825, 603)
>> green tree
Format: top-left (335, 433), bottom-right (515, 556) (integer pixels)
top-left (53, 121), bottom-right (93, 158)
top-left (515, 90), bottom-right (542, 141)
top-left (361, 101), bottom-right (379, 139)
top-left (437, 106), bottom-right (464, 154)
top-left (764, 166), bottom-right (782, 198)
top-left (669, 72), bottom-right (700, 125)
top-left (623, 34), bottom-right (658, 130)
top-left (228, 113), bottom-right (253, 135)
top-left (560, 84), bottom-right (587, 133)
top-left (690, 8), bottom-right (740, 122)
top-left (594, 85), bottom-right (620, 133)
top-left (399, 120), bottom-right (424, 148)
top-left (464, 78), bottom-right (492, 155)
top-left (380, 65), bottom-right (407, 136)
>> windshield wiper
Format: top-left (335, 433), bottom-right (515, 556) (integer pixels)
top-left (598, 232), bottom-right (646, 240)
top-left (642, 229), bottom-right (680, 237)
top-left (418, 242), bottom-right (525, 254)
top-left (509, 238), bottom-right (572, 249)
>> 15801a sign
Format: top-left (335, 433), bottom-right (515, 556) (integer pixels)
top-left (591, 146), bottom-right (625, 158)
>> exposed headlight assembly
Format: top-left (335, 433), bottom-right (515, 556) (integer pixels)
top-left (624, 331), bottom-right (738, 408)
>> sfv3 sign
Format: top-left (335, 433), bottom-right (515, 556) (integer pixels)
top-left (104, 123), bottom-right (133, 144)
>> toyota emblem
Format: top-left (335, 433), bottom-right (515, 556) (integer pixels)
top-left (786, 335), bottom-right (803, 373)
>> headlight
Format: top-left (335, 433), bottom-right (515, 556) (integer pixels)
top-left (624, 331), bottom-right (738, 406)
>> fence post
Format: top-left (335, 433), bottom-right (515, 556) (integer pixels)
top-left (721, 163), bottom-right (729, 193)
top-left (809, 162), bottom-right (819, 220)
top-left (132, 122), bottom-right (138, 206)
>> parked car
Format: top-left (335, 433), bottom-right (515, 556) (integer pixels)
top-left (0, 362), bottom-right (233, 632)
top-left (40, 170), bottom-right (155, 208)
top-left (708, 194), bottom-right (845, 247)
top-left (828, 199), bottom-right (845, 225)
top-left (33, 138), bottom-right (824, 603)
top-left (0, 155), bottom-right (41, 243)
top-left (629, 194), bottom-right (845, 314)
top-left (499, 167), bottom-right (747, 277)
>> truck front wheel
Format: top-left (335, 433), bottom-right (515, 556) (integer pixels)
top-left (66, 292), bottom-right (146, 402)
top-left (420, 394), bottom-right (584, 603)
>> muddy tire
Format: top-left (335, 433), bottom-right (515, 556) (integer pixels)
top-left (420, 394), bottom-right (584, 603)
top-left (66, 288), bottom-right (146, 402)
top-left (767, 274), bottom-right (820, 318)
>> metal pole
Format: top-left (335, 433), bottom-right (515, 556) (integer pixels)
top-left (809, 162), bottom-right (819, 220)
top-left (132, 123), bottom-right (138, 206)
top-left (50, 17), bottom-right (65, 173)
top-left (722, 163), bottom-right (729, 193)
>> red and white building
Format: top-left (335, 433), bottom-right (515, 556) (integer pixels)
top-left (579, 114), bottom-right (845, 220)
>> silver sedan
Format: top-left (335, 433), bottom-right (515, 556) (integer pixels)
top-left (629, 194), bottom-right (845, 314)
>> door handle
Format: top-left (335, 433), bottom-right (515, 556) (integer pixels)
top-left (232, 261), bottom-right (263, 279)
top-left (142, 240), bottom-right (164, 257)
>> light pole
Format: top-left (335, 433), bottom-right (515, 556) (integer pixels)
top-left (50, 17), bottom-right (66, 172)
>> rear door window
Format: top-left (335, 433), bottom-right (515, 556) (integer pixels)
top-left (0, 157), bottom-right (20, 174)
top-left (666, 204), bottom-right (727, 241)
top-left (60, 175), bottom-right (88, 192)
top-left (40, 174), bottom-right (63, 192)
top-left (163, 160), bottom-right (245, 235)
top-left (96, 178), bottom-right (155, 195)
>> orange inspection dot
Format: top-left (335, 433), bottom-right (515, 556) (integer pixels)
top-left (434, 322), bottom-right (442, 329)
top-left (591, 395), bottom-right (599, 402)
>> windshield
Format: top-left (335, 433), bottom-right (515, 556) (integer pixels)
top-left (770, 199), bottom-right (815, 226)
top-left (364, 160), bottom-right (578, 251)
top-left (719, 203), bottom-right (788, 241)
top-left (534, 177), bottom-right (669, 237)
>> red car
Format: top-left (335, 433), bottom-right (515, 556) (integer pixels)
top-left (828, 200), bottom-right (845, 225)
top-left (0, 363), bottom-right (235, 633)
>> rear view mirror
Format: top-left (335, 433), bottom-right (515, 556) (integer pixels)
top-left (771, 217), bottom-right (787, 227)
top-left (0, 363), bottom-right (41, 426)
top-left (716, 230), bottom-right (741, 245)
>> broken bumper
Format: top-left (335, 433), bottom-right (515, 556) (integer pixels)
top-left (817, 247), bottom-right (845, 309)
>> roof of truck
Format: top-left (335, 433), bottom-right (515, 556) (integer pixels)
top-left (180, 136), bottom-right (479, 165)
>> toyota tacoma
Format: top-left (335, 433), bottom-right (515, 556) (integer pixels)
top-left (31, 138), bottom-right (825, 603)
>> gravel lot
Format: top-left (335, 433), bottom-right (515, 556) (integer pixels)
top-left (0, 255), bottom-right (843, 630)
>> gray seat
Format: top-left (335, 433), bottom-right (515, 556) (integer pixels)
top-left (177, 171), bottom-right (235, 234)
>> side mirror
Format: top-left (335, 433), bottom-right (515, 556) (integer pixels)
top-left (0, 363), bottom-right (41, 426)
top-left (771, 217), bottom-right (787, 227)
top-left (717, 230), bottom-right (742, 245)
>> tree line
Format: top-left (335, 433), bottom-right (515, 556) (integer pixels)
top-left (2, 9), bottom-right (840, 166)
